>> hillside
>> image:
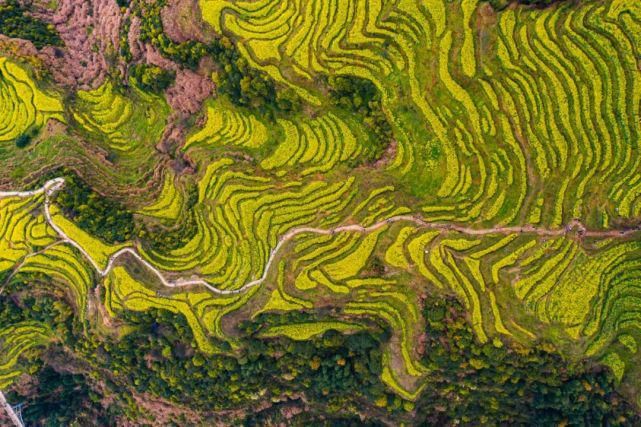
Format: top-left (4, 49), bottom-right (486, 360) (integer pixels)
top-left (1, 0), bottom-right (641, 424)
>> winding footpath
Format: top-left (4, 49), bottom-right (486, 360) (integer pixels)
top-left (0, 391), bottom-right (23, 427)
top-left (1, 178), bottom-right (640, 424)
top-left (1, 178), bottom-right (640, 297)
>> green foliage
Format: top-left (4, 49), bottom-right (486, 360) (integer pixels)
top-left (14, 126), bottom-right (39, 148)
top-left (51, 308), bottom-right (391, 415)
top-left (130, 64), bottom-right (175, 93)
top-left (207, 38), bottom-right (300, 113)
top-left (15, 133), bottom-right (31, 148)
top-left (326, 75), bottom-right (392, 161)
top-left (52, 171), bottom-right (134, 244)
top-left (118, 15), bottom-right (132, 62)
top-left (0, 276), bottom-right (76, 334)
top-left (136, 0), bottom-right (206, 69)
top-left (2, 287), bottom-right (638, 424)
top-left (416, 295), bottom-right (638, 425)
top-left (0, 283), bottom-right (69, 327)
top-left (244, 407), bottom-right (386, 426)
top-left (0, 0), bottom-right (62, 49)
top-left (11, 367), bottom-right (121, 426)
top-left (484, 0), bottom-right (572, 10)
top-left (0, 280), bottom-right (124, 422)
top-left (134, 0), bottom-right (300, 114)
top-left (2, 0), bottom-right (641, 423)
top-left (0, 287), bottom-right (34, 325)
top-left (140, 184), bottom-right (198, 251)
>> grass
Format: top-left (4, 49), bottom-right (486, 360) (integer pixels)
top-left (258, 321), bottom-right (363, 340)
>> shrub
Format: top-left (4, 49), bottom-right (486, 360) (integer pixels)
top-left (52, 171), bottom-right (134, 244)
top-left (14, 126), bottom-right (40, 148)
top-left (135, 0), bottom-right (300, 115)
top-left (0, 0), bottom-right (63, 49)
top-left (130, 64), bottom-right (175, 93)
top-left (484, 0), bottom-right (574, 10)
top-left (416, 294), bottom-right (639, 425)
top-left (326, 75), bottom-right (392, 161)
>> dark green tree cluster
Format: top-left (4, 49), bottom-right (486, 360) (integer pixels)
top-left (14, 126), bottom-right (40, 148)
top-left (3, 300), bottom-right (388, 424)
top-left (17, 367), bottom-right (120, 426)
top-left (74, 308), bottom-right (390, 413)
top-left (13, 294), bottom-right (71, 327)
top-left (136, 3), bottom-right (207, 70)
top-left (206, 38), bottom-right (301, 113)
top-left (326, 75), bottom-right (392, 161)
top-left (0, 274), bottom-right (131, 423)
top-left (139, 184), bottom-right (199, 252)
top-left (2, 278), bottom-right (52, 321)
top-left (245, 405), bottom-right (386, 427)
top-left (37, 169), bottom-right (203, 250)
top-left (52, 172), bottom-right (134, 244)
top-left (118, 14), bottom-right (133, 62)
top-left (484, 0), bottom-right (571, 10)
top-left (134, 0), bottom-right (300, 114)
top-left (0, 280), bottom-right (73, 398)
top-left (2, 278), bottom-right (641, 425)
top-left (35, 169), bottom-right (205, 253)
top-left (0, 0), bottom-right (62, 49)
top-left (129, 63), bottom-right (175, 93)
top-left (0, 275), bottom-right (75, 336)
top-left (0, 280), bottom-right (38, 325)
top-left (240, 312), bottom-right (387, 400)
top-left (416, 295), bottom-right (638, 425)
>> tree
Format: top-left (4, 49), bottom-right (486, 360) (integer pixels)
top-left (130, 64), bottom-right (175, 93)
top-left (0, 0), bottom-right (63, 48)
top-left (15, 127), bottom-right (39, 148)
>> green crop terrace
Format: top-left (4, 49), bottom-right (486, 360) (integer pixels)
top-left (0, 0), bottom-right (641, 423)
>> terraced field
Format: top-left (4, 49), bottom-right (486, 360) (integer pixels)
top-left (184, 98), bottom-right (269, 150)
top-left (0, 58), bottom-right (64, 147)
top-left (1, 0), bottom-right (641, 422)
top-left (0, 322), bottom-right (51, 389)
top-left (196, 0), bottom-right (641, 398)
top-left (72, 81), bottom-right (169, 152)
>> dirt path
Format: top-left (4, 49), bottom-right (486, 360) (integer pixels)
top-left (0, 391), bottom-right (23, 427)
top-left (1, 178), bottom-right (639, 297)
